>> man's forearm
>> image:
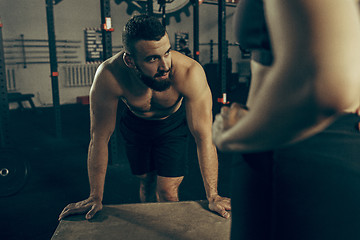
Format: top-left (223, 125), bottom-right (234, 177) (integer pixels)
top-left (87, 139), bottom-right (109, 201)
top-left (196, 140), bottom-right (219, 199)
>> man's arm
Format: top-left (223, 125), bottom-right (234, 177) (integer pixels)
top-left (59, 64), bottom-right (121, 220)
top-left (87, 64), bottom-right (120, 202)
top-left (213, 0), bottom-right (360, 152)
top-left (176, 60), bottom-right (231, 218)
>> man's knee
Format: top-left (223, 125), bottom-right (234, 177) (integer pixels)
top-left (156, 176), bottom-right (184, 202)
top-left (157, 187), bottom-right (179, 201)
top-left (136, 172), bottom-right (158, 202)
top-left (137, 172), bottom-right (157, 186)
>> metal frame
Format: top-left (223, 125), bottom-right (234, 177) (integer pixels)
top-left (0, 19), bottom-right (10, 148)
top-left (218, 0), bottom-right (227, 101)
top-left (146, 0), bottom-right (153, 15)
top-left (158, 0), bottom-right (167, 27)
top-left (101, 0), bottom-right (113, 60)
top-left (100, 0), bottom-right (118, 164)
top-left (202, 0), bottom-right (237, 7)
top-left (45, 0), bottom-right (62, 138)
top-left (192, 0), bottom-right (200, 62)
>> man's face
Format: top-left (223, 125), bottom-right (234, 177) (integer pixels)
top-left (131, 33), bottom-right (173, 92)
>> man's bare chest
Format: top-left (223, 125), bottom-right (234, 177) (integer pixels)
top-left (121, 87), bottom-right (183, 115)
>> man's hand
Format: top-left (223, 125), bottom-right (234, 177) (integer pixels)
top-left (208, 195), bottom-right (231, 219)
top-left (212, 102), bottom-right (248, 148)
top-left (58, 197), bottom-right (103, 221)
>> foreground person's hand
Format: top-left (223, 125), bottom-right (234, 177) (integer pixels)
top-left (212, 102), bottom-right (248, 148)
top-left (58, 197), bottom-right (103, 220)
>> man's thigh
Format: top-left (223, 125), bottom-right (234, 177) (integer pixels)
top-left (153, 133), bottom-right (189, 177)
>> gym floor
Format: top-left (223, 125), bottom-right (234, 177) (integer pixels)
top-left (0, 103), bottom-right (233, 240)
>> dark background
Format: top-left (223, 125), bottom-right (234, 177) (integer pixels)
top-left (0, 103), bottom-right (235, 240)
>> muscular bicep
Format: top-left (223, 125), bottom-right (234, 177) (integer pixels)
top-left (180, 64), bottom-right (213, 140)
top-left (89, 66), bottom-right (122, 143)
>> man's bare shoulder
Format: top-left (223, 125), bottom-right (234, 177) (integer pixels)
top-left (92, 51), bottom-right (126, 96)
top-left (171, 51), bottom-right (208, 97)
top-left (100, 51), bottom-right (126, 72)
top-left (172, 51), bottom-right (204, 78)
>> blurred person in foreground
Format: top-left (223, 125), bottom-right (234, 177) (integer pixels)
top-left (213, 0), bottom-right (360, 239)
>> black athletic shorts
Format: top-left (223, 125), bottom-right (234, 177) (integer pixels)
top-left (119, 104), bottom-right (189, 177)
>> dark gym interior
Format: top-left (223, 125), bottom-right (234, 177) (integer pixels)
top-left (0, 0), bottom-right (248, 239)
top-left (0, 103), bottom-right (240, 240)
top-left (2, 0), bottom-right (360, 239)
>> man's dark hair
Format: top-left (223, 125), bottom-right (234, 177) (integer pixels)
top-left (122, 14), bottom-right (166, 55)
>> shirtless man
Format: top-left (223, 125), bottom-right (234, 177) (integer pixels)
top-left (58, 14), bottom-right (230, 220)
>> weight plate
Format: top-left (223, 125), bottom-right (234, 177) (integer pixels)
top-left (0, 149), bottom-right (29, 197)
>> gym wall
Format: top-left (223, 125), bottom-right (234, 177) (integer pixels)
top-left (0, 0), bottom-right (240, 108)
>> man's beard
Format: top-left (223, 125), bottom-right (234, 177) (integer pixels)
top-left (136, 66), bottom-right (172, 92)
